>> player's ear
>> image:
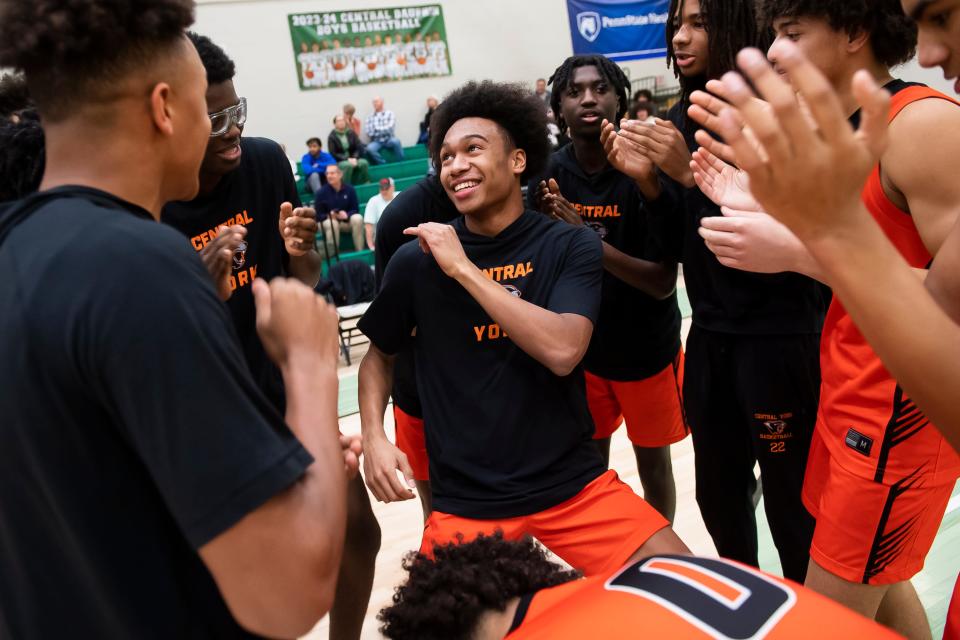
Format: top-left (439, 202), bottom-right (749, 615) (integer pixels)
top-left (511, 148), bottom-right (527, 176)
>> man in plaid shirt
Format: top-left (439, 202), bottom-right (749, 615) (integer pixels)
top-left (364, 96), bottom-right (405, 165)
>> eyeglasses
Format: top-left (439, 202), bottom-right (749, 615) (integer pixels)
top-left (208, 97), bottom-right (247, 137)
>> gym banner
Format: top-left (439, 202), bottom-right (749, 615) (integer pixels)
top-left (566, 0), bottom-right (669, 62)
top-left (288, 5), bottom-right (452, 91)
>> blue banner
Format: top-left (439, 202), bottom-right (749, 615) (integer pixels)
top-left (566, 0), bottom-right (669, 62)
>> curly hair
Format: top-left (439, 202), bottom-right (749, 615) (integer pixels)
top-left (0, 116), bottom-right (45, 202)
top-left (759, 0), bottom-right (917, 67)
top-left (378, 532), bottom-right (580, 640)
top-left (187, 31), bottom-right (236, 85)
top-left (665, 0), bottom-right (772, 130)
top-left (429, 81), bottom-right (551, 181)
top-left (547, 55), bottom-right (631, 135)
top-left (0, 0), bottom-right (195, 121)
top-left (0, 73), bottom-right (32, 120)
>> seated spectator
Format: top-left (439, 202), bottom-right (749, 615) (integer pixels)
top-left (628, 100), bottom-right (657, 123)
top-left (315, 164), bottom-right (364, 255)
top-left (328, 114), bottom-right (371, 185)
top-left (417, 96), bottom-right (438, 145)
top-left (533, 77), bottom-right (551, 110)
top-left (363, 177), bottom-right (400, 250)
top-left (301, 137), bottom-right (337, 194)
top-left (364, 96), bottom-right (404, 165)
top-left (343, 103), bottom-right (362, 136)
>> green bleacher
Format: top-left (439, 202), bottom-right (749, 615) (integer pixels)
top-left (293, 144), bottom-right (430, 267)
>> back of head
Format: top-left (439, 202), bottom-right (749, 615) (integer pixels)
top-left (0, 0), bottom-right (196, 123)
top-left (187, 31), bottom-right (236, 84)
top-left (378, 533), bottom-right (580, 640)
top-left (759, 0), bottom-right (917, 67)
top-left (428, 80), bottom-right (550, 180)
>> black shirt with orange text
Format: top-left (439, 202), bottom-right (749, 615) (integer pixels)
top-left (162, 137), bottom-right (294, 411)
top-left (530, 145), bottom-right (682, 380)
top-left (359, 210), bottom-right (607, 518)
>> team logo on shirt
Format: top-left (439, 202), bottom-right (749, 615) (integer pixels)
top-left (586, 221), bottom-right (609, 239)
top-left (233, 240), bottom-right (248, 270)
top-left (756, 412), bottom-right (795, 453)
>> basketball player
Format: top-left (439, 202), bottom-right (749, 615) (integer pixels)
top-left (0, 0), bottom-right (352, 637)
top-left (678, 3), bottom-right (960, 635)
top-left (529, 54), bottom-right (686, 522)
top-left (358, 80), bottom-right (687, 575)
top-left (607, 0), bottom-right (823, 584)
top-left (378, 533), bottom-right (899, 640)
top-left (161, 33), bottom-right (379, 640)
top-left (677, 0), bottom-right (960, 636)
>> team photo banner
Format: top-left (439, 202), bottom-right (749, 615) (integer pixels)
top-left (566, 0), bottom-right (669, 62)
top-left (288, 5), bottom-right (452, 91)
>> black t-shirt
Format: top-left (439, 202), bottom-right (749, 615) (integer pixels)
top-left (648, 102), bottom-right (826, 335)
top-left (360, 210), bottom-right (607, 518)
top-left (530, 145), bottom-right (681, 380)
top-left (373, 175), bottom-right (459, 418)
top-left (0, 186), bottom-right (312, 639)
top-left (162, 137), bottom-right (295, 411)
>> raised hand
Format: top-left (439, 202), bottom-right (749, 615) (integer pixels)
top-left (402, 222), bottom-right (471, 278)
top-left (707, 42), bottom-right (890, 242)
top-left (600, 118), bottom-right (656, 184)
top-left (200, 224), bottom-right (247, 301)
top-left (690, 146), bottom-right (761, 212)
top-left (617, 117), bottom-right (694, 186)
top-left (252, 277), bottom-right (340, 370)
top-left (279, 201), bottom-right (318, 257)
top-left (698, 207), bottom-right (807, 274)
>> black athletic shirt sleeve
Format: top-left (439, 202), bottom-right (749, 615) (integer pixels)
top-left (89, 221), bottom-right (311, 548)
top-left (358, 242), bottom-right (419, 355)
top-left (546, 226), bottom-right (603, 322)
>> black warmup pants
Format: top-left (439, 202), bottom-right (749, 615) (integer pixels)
top-left (683, 325), bottom-right (819, 582)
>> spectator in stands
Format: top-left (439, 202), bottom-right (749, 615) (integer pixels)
top-left (315, 164), bottom-right (364, 255)
top-left (417, 95), bottom-right (438, 145)
top-left (343, 103), bottom-right (362, 136)
top-left (328, 114), bottom-right (371, 185)
top-left (363, 177), bottom-right (400, 250)
top-left (534, 77), bottom-right (551, 110)
top-left (628, 100), bottom-right (657, 123)
top-left (364, 96), bottom-right (404, 165)
top-left (301, 137), bottom-right (337, 195)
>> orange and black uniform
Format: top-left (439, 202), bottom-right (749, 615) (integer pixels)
top-left (529, 145), bottom-right (687, 449)
top-left (647, 104), bottom-right (825, 582)
top-left (805, 81), bottom-right (960, 585)
top-left (373, 175), bottom-right (459, 481)
top-left (505, 554), bottom-right (899, 638)
top-left (360, 211), bottom-right (668, 575)
top-left (162, 137), bottom-right (295, 412)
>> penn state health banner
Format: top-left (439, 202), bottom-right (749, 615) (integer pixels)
top-left (288, 5), bottom-right (452, 91)
top-left (566, 0), bottom-right (669, 61)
